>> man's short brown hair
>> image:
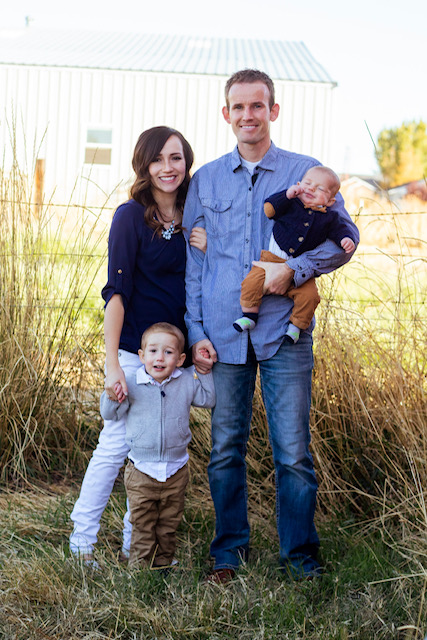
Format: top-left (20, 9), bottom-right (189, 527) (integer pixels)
top-left (140, 322), bottom-right (185, 353)
top-left (225, 69), bottom-right (276, 109)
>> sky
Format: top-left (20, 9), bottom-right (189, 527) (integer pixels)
top-left (2, 0), bottom-right (426, 176)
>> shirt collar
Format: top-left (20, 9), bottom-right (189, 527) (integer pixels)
top-left (231, 141), bottom-right (278, 173)
top-left (136, 365), bottom-right (182, 386)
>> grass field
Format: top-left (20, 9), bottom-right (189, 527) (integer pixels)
top-left (0, 163), bottom-right (426, 639)
top-left (1, 484), bottom-right (425, 639)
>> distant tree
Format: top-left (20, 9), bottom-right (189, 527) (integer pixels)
top-left (376, 120), bottom-right (427, 188)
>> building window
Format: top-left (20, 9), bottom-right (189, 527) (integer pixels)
top-left (84, 128), bottom-right (112, 165)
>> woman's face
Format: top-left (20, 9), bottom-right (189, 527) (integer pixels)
top-left (148, 135), bottom-right (186, 198)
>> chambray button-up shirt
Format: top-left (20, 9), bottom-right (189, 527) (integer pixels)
top-left (183, 142), bottom-right (359, 365)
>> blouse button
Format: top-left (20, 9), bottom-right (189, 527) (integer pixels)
top-left (304, 222), bottom-right (309, 227)
top-left (289, 248), bottom-right (295, 254)
top-left (118, 269), bottom-right (122, 274)
top-left (298, 236), bottom-right (304, 242)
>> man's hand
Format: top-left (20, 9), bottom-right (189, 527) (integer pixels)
top-left (251, 260), bottom-right (295, 295)
top-left (192, 339), bottom-right (217, 374)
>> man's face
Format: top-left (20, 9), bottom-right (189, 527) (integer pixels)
top-left (222, 82), bottom-right (279, 154)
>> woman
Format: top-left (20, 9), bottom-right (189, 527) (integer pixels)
top-left (69, 127), bottom-right (206, 564)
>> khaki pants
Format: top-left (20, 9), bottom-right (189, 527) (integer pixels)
top-left (240, 250), bottom-right (321, 331)
top-left (124, 460), bottom-right (189, 568)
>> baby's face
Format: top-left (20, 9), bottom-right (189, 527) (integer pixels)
top-left (297, 168), bottom-right (337, 209)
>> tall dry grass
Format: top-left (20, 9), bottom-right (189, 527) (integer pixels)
top-left (0, 148), bottom-right (425, 584)
top-left (0, 152), bottom-right (108, 484)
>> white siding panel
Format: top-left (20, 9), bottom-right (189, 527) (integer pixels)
top-left (0, 64), bottom-right (334, 208)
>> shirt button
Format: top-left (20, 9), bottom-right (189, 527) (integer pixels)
top-left (246, 238), bottom-right (249, 243)
top-left (298, 236), bottom-right (304, 242)
top-left (289, 248), bottom-right (295, 254)
top-left (245, 264), bottom-right (249, 268)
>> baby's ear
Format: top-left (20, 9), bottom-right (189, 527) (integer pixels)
top-left (138, 348), bottom-right (145, 364)
top-left (326, 197), bottom-right (336, 207)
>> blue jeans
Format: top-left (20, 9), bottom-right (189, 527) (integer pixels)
top-left (209, 333), bottom-right (320, 576)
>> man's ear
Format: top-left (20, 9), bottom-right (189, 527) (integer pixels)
top-left (270, 103), bottom-right (280, 122)
top-left (222, 105), bottom-right (231, 123)
top-left (177, 353), bottom-right (186, 368)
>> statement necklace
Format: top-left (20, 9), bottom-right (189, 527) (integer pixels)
top-left (161, 219), bottom-right (175, 240)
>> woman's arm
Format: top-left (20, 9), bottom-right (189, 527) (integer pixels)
top-left (189, 226), bottom-right (207, 253)
top-left (104, 294), bottom-right (127, 401)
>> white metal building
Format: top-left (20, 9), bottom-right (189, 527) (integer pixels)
top-left (0, 28), bottom-right (337, 208)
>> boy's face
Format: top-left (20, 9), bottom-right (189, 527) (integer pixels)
top-left (139, 332), bottom-right (186, 383)
top-left (297, 168), bottom-right (337, 209)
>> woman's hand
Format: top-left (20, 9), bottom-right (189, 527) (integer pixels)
top-left (189, 226), bottom-right (207, 253)
top-left (105, 364), bottom-right (128, 403)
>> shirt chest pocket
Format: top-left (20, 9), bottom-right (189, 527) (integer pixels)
top-left (201, 198), bottom-right (233, 238)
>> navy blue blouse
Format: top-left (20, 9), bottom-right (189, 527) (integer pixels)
top-left (101, 199), bottom-right (187, 354)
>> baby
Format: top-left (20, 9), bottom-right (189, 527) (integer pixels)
top-left (233, 166), bottom-right (357, 343)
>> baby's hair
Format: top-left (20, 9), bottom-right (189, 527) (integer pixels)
top-left (141, 322), bottom-right (185, 353)
top-left (305, 166), bottom-right (341, 196)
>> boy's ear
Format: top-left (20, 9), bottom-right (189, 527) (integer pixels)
top-left (138, 348), bottom-right (145, 363)
top-left (177, 353), bottom-right (186, 368)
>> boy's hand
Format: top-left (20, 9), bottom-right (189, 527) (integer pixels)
top-left (341, 237), bottom-right (355, 253)
top-left (193, 339), bottom-right (217, 374)
top-left (105, 364), bottom-right (128, 403)
top-left (286, 184), bottom-right (303, 199)
top-left (113, 382), bottom-right (127, 404)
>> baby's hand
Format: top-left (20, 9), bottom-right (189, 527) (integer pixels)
top-left (341, 237), bottom-right (355, 253)
top-left (114, 382), bottom-right (127, 404)
top-left (199, 347), bottom-right (211, 360)
top-left (286, 184), bottom-right (303, 199)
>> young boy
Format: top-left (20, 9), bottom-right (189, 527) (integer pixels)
top-left (233, 166), bottom-right (357, 344)
top-left (100, 322), bottom-right (215, 569)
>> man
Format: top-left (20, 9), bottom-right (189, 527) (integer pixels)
top-left (183, 69), bottom-right (358, 583)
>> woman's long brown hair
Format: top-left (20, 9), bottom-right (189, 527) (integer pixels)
top-left (130, 126), bottom-right (194, 235)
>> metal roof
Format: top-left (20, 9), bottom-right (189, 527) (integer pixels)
top-left (0, 28), bottom-right (336, 85)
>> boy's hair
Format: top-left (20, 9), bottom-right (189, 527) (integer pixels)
top-left (140, 322), bottom-right (185, 353)
top-left (225, 69), bottom-right (275, 109)
top-left (305, 166), bottom-right (341, 196)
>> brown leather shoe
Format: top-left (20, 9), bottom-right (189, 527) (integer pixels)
top-left (205, 568), bottom-right (236, 584)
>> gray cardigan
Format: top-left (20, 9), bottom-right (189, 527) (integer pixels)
top-left (100, 366), bottom-right (215, 462)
